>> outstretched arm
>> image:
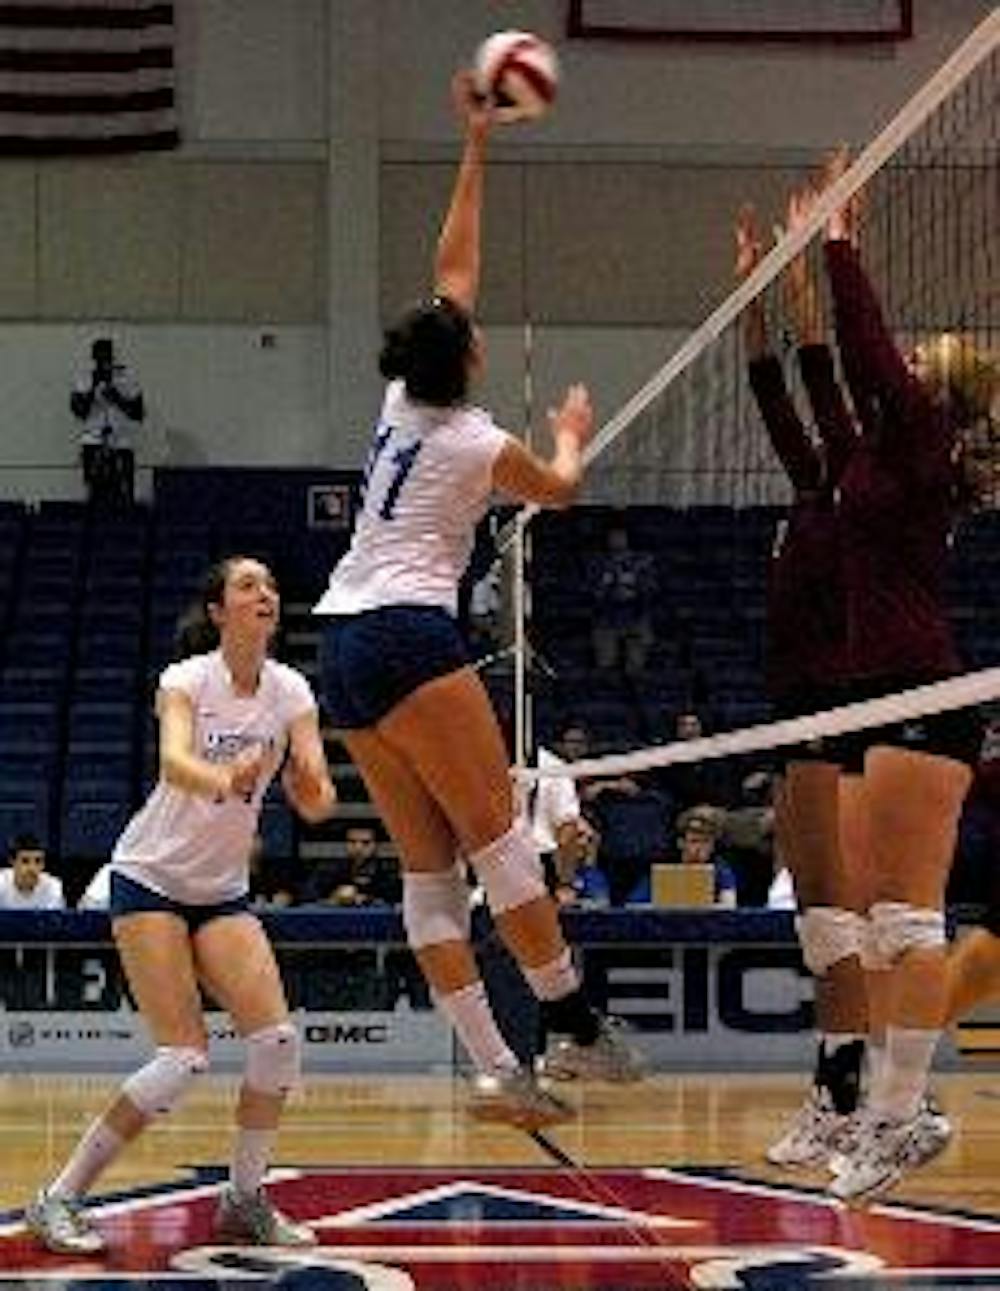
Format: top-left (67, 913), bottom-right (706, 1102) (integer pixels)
top-left (433, 72), bottom-right (494, 313)
top-left (492, 384), bottom-right (593, 508)
top-left (782, 184), bottom-right (856, 483)
top-left (738, 204), bottom-right (821, 491)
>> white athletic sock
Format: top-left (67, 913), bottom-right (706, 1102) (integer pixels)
top-left (436, 980), bottom-right (520, 1075)
top-left (522, 947), bottom-right (579, 1002)
top-left (866, 1038), bottom-right (887, 1096)
top-left (48, 1120), bottom-right (125, 1199)
top-left (230, 1127), bottom-right (277, 1197)
top-left (871, 1025), bottom-right (940, 1123)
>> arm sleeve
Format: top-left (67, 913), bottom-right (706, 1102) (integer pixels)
top-left (823, 241), bottom-right (948, 472)
top-left (748, 355), bottom-right (822, 491)
top-left (797, 343), bottom-right (857, 485)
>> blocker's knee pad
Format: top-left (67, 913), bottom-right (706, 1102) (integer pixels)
top-left (795, 906), bottom-right (866, 977)
top-left (402, 863), bottom-right (471, 949)
top-left (869, 900), bottom-right (946, 967)
top-left (859, 914), bottom-right (893, 971)
top-left (244, 1021), bottom-right (300, 1096)
top-left (469, 821), bottom-right (547, 915)
top-left (122, 1045), bottom-right (208, 1117)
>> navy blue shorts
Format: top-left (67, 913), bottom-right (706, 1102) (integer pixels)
top-left (827, 675), bottom-right (984, 775)
top-left (110, 872), bottom-right (251, 932)
top-left (319, 605), bottom-right (469, 730)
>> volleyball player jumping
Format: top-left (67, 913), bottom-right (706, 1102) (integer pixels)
top-left (313, 72), bottom-right (643, 1130)
top-left (27, 556), bottom-right (335, 1254)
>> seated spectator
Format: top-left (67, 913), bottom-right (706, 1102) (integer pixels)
top-left (645, 708), bottom-right (738, 813)
top-left (0, 834), bottom-right (65, 910)
top-left (305, 824), bottom-right (401, 906)
top-left (629, 808), bottom-right (737, 908)
top-left (588, 522), bottom-right (656, 676)
top-left (721, 769), bottom-right (777, 906)
top-left (554, 821), bottom-right (609, 908)
top-left (590, 785), bottom-right (672, 907)
top-left (78, 862), bottom-right (111, 911)
top-left (532, 720), bottom-right (604, 892)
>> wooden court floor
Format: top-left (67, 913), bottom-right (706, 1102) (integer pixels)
top-left (2, 1071), bottom-right (1000, 1286)
top-left (3, 1071), bottom-right (998, 1210)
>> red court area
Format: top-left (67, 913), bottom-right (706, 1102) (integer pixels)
top-left (2, 1166), bottom-right (1000, 1288)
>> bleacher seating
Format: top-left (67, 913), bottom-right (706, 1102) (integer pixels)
top-left (0, 496), bottom-right (997, 898)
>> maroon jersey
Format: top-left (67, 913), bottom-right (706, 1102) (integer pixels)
top-left (824, 240), bottom-right (961, 681)
top-left (749, 347), bottom-right (852, 697)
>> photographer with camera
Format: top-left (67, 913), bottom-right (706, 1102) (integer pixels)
top-left (70, 337), bottom-right (145, 509)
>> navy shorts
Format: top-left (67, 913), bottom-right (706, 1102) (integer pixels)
top-left (828, 675), bottom-right (984, 775)
top-left (771, 684), bottom-right (850, 771)
top-left (110, 872), bottom-right (251, 933)
top-left (319, 605), bottom-right (469, 730)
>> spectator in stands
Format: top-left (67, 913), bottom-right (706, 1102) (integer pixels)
top-left (721, 769), bottom-right (777, 907)
top-left (589, 521), bottom-right (657, 676)
top-left (532, 720), bottom-right (604, 894)
top-left (0, 834), bottom-right (64, 910)
top-left (305, 824), bottom-right (401, 906)
top-left (646, 707), bottom-right (735, 814)
top-left (70, 337), bottom-right (145, 510)
top-left (554, 822), bottom-right (608, 908)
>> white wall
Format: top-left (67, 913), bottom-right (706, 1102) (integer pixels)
top-left (0, 0), bottom-right (994, 499)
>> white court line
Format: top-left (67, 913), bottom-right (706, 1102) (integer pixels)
top-left (644, 1167), bottom-right (1000, 1233)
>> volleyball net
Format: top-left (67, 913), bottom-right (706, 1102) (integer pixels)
top-left (482, 7), bottom-right (1000, 782)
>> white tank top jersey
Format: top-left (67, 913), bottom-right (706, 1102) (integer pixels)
top-left (313, 380), bottom-right (510, 617)
top-left (112, 651), bottom-right (316, 905)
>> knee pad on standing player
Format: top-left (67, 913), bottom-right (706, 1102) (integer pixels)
top-left (402, 863), bottom-right (471, 949)
top-left (122, 1046), bottom-right (208, 1118)
top-left (795, 906), bottom-right (866, 977)
top-left (870, 901), bottom-right (946, 966)
top-left (245, 1021), bottom-right (300, 1096)
top-left (468, 821), bottom-right (547, 915)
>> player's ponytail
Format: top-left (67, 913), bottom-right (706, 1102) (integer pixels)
top-left (379, 296), bottom-right (473, 406)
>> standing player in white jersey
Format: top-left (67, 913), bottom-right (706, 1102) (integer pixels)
top-left (27, 556), bottom-right (335, 1256)
top-left (314, 72), bottom-right (643, 1129)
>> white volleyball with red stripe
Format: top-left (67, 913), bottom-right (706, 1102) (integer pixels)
top-left (474, 30), bottom-right (558, 123)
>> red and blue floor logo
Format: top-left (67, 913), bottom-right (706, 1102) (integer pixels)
top-left (2, 1165), bottom-right (1000, 1288)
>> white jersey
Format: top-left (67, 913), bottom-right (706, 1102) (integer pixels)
top-left (112, 651), bottom-right (315, 905)
top-left (314, 381), bottom-right (509, 617)
top-left (0, 869), bottom-right (65, 910)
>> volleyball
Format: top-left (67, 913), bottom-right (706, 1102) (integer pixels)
top-left (474, 31), bottom-right (558, 124)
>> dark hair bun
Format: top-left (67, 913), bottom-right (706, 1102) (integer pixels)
top-left (379, 296), bottom-right (473, 406)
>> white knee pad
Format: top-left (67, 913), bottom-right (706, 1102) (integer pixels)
top-left (468, 821), bottom-right (547, 916)
top-left (859, 915), bottom-right (893, 971)
top-left (245, 1021), bottom-right (300, 1096)
top-left (122, 1046), bottom-right (208, 1118)
top-left (402, 863), bottom-right (471, 949)
top-left (869, 901), bottom-right (946, 967)
top-left (795, 906), bottom-right (866, 977)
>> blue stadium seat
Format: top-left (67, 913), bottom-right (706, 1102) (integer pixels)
top-left (60, 799), bottom-right (131, 860)
top-left (0, 800), bottom-right (50, 851)
top-left (260, 802), bottom-right (295, 860)
top-left (67, 700), bottom-right (135, 745)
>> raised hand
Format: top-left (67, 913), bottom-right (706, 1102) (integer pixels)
top-left (451, 68), bottom-right (494, 137)
top-left (549, 383), bottom-right (594, 448)
top-left (734, 203), bottom-right (763, 281)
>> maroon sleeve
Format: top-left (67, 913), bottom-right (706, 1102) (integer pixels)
top-left (823, 240), bottom-right (951, 477)
top-left (748, 355), bottom-right (821, 492)
top-left (797, 343), bottom-right (856, 485)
